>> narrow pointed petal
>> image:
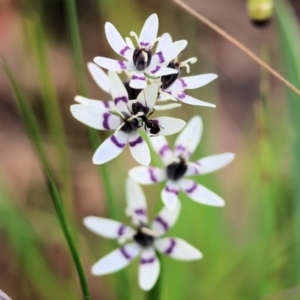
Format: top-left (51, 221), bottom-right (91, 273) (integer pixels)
top-left (70, 104), bottom-right (119, 130)
top-left (129, 166), bottom-right (166, 185)
top-left (128, 132), bottom-right (151, 166)
top-left (105, 22), bottom-right (133, 60)
top-left (87, 63), bottom-right (110, 94)
top-left (154, 103), bottom-right (181, 110)
top-left (136, 84), bottom-right (159, 110)
top-left (139, 14), bottom-right (159, 47)
top-left (179, 178), bottom-right (225, 207)
top-left (108, 70), bottom-right (130, 113)
top-left (129, 73), bottom-right (147, 89)
top-left (155, 238), bottom-right (202, 260)
top-left (126, 177), bottom-right (148, 224)
top-left (92, 243), bottom-right (141, 275)
top-left (150, 117), bottom-right (186, 136)
top-left (169, 74), bottom-right (218, 91)
top-left (92, 131), bottom-right (127, 164)
top-left (74, 96), bottom-right (115, 111)
top-left (83, 216), bottom-right (134, 239)
top-left (151, 202), bottom-right (181, 237)
top-left (139, 248), bottom-right (160, 291)
top-left (185, 153), bottom-right (235, 176)
top-left (174, 116), bottom-right (202, 159)
top-left (174, 92), bottom-right (216, 107)
top-left (94, 56), bottom-right (135, 72)
top-left (156, 33), bottom-right (172, 53)
top-left (152, 40), bottom-right (188, 66)
top-left (161, 181), bottom-right (180, 210)
top-left (148, 135), bottom-right (173, 165)
top-left (146, 65), bottom-right (178, 77)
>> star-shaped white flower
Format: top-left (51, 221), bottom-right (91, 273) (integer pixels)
top-left (153, 33), bottom-right (217, 108)
top-left (83, 178), bottom-right (202, 291)
top-left (129, 116), bottom-right (235, 209)
top-left (94, 14), bottom-right (187, 89)
top-left (74, 63), bottom-right (182, 111)
top-left (71, 70), bottom-right (186, 165)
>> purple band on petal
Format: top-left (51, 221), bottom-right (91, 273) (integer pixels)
top-left (111, 135), bottom-right (126, 148)
top-left (129, 136), bottom-right (143, 147)
top-left (156, 51), bottom-right (165, 64)
top-left (178, 78), bottom-right (187, 88)
top-left (165, 239), bottom-right (176, 255)
top-left (159, 145), bottom-right (171, 157)
top-left (185, 182), bottom-right (197, 194)
top-left (120, 46), bottom-right (131, 56)
top-left (120, 247), bottom-right (131, 260)
top-left (104, 101), bottom-right (110, 108)
top-left (165, 186), bottom-right (179, 195)
top-left (177, 93), bottom-right (186, 99)
top-left (154, 216), bottom-right (169, 231)
top-left (175, 145), bottom-right (186, 152)
top-left (141, 256), bottom-right (156, 264)
top-left (118, 60), bottom-right (127, 70)
top-left (140, 42), bottom-right (150, 47)
top-left (135, 208), bottom-right (146, 215)
top-left (118, 224), bottom-right (126, 236)
top-left (151, 66), bottom-right (161, 74)
top-left (132, 75), bottom-right (146, 81)
top-left (115, 96), bottom-right (128, 104)
top-left (103, 113), bottom-right (111, 130)
top-left (148, 168), bottom-right (158, 182)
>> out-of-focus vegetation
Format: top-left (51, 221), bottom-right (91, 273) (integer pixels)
top-left (1, 0), bottom-right (300, 299)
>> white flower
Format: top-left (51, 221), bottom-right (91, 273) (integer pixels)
top-left (129, 116), bottom-right (235, 209)
top-left (83, 178), bottom-right (202, 291)
top-left (94, 14), bottom-right (188, 89)
top-left (74, 63), bottom-right (182, 111)
top-left (154, 33), bottom-right (217, 108)
top-left (70, 70), bottom-right (186, 165)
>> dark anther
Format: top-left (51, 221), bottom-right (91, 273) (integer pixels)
top-left (133, 226), bottom-right (155, 247)
top-left (161, 60), bottom-right (181, 90)
top-left (133, 48), bottom-right (152, 71)
top-left (120, 112), bottom-right (140, 133)
top-left (166, 157), bottom-right (187, 181)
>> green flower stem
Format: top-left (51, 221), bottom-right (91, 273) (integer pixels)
top-left (1, 58), bottom-right (91, 300)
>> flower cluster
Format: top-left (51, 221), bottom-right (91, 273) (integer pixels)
top-left (71, 14), bottom-right (235, 291)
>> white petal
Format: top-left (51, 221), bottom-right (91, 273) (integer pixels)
top-left (136, 84), bottom-right (159, 110)
top-left (169, 74), bottom-right (218, 91)
top-left (174, 116), bottom-right (202, 159)
top-left (128, 132), bottom-right (151, 166)
top-left (156, 33), bottom-right (172, 53)
top-left (94, 56), bottom-right (135, 72)
top-left (151, 201), bottom-right (181, 237)
top-left (87, 63), bottom-right (110, 94)
top-left (105, 22), bottom-right (133, 60)
top-left (129, 166), bottom-right (166, 184)
top-left (129, 73), bottom-right (147, 89)
top-left (92, 243), bottom-right (141, 275)
top-left (92, 131), bottom-right (127, 164)
top-left (108, 70), bottom-right (130, 113)
top-left (155, 238), bottom-right (202, 260)
top-left (151, 117), bottom-right (186, 136)
top-left (139, 14), bottom-right (159, 48)
top-left (174, 92), bottom-right (216, 107)
top-left (139, 248), bottom-right (160, 291)
top-left (146, 65), bottom-right (178, 77)
top-left (70, 104), bottom-right (119, 130)
top-left (161, 181), bottom-right (180, 210)
top-left (148, 135), bottom-right (173, 165)
top-left (152, 40), bottom-right (188, 66)
top-left (179, 178), bottom-right (225, 207)
top-left (83, 216), bottom-right (133, 239)
top-left (126, 177), bottom-right (148, 224)
top-left (154, 103), bottom-right (181, 110)
top-left (194, 153), bottom-right (235, 175)
top-left (74, 96), bottom-right (115, 111)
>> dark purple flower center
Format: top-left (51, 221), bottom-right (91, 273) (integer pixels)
top-left (133, 225), bottom-right (155, 247)
top-left (120, 112), bottom-right (140, 133)
top-left (166, 157), bottom-right (187, 181)
top-left (161, 60), bottom-right (181, 89)
top-left (133, 48), bottom-right (152, 71)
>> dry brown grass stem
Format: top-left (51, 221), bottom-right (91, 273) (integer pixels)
top-left (172, 0), bottom-right (300, 97)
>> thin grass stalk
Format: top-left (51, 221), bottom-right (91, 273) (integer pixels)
top-left (1, 59), bottom-right (91, 300)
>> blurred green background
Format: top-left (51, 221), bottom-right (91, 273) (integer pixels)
top-left (1, 0), bottom-right (300, 299)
